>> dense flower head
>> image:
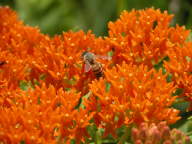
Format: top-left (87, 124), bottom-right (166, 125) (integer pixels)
top-left (0, 7), bottom-right (45, 57)
top-left (87, 62), bottom-right (180, 137)
top-left (164, 42), bottom-right (192, 103)
top-left (0, 6), bottom-right (191, 144)
top-left (0, 84), bottom-right (94, 143)
top-left (131, 122), bottom-right (191, 144)
top-left (107, 8), bottom-right (190, 68)
top-left (0, 6), bottom-right (112, 94)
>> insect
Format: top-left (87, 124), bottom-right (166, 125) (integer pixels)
top-left (81, 51), bottom-right (111, 79)
top-left (0, 61), bottom-right (6, 66)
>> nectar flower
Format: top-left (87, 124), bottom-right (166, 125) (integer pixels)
top-left (164, 42), bottom-right (192, 104)
top-left (87, 62), bottom-right (180, 137)
top-left (106, 8), bottom-right (190, 68)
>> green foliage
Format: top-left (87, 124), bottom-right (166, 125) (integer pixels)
top-left (70, 139), bottom-right (76, 144)
top-left (86, 124), bottom-right (106, 144)
top-left (153, 56), bottom-right (170, 71)
top-left (1, 0), bottom-right (192, 36)
top-left (171, 118), bottom-right (192, 137)
top-left (39, 73), bottom-right (46, 80)
top-left (78, 91), bottom-right (92, 109)
top-left (105, 81), bottom-right (111, 92)
top-left (20, 140), bottom-right (25, 144)
top-left (172, 98), bottom-right (189, 112)
top-left (172, 88), bottom-right (184, 96)
top-left (13, 0), bottom-right (116, 36)
top-left (19, 80), bottom-right (33, 91)
top-left (186, 32), bottom-right (192, 42)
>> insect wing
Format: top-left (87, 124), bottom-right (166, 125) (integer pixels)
top-left (84, 61), bottom-right (92, 72)
top-left (95, 55), bottom-right (112, 60)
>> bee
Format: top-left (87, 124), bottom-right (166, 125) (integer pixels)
top-left (81, 51), bottom-right (111, 79)
top-left (0, 61), bottom-right (6, 66)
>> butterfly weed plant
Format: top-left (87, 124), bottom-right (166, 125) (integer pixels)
top-left (0, 7), bottom-right (191, 144)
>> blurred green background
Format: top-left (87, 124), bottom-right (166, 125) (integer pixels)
top-left (0, 0), bottom-right (192, 36)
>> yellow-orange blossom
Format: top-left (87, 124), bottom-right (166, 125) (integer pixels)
top-left (0, 6), bottom-right (190, 143)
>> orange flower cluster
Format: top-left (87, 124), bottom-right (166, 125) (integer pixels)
top-left (87, 63), bottom-right (179, 137)
top-left (0, 84), bottom-right (94, 143)
top-left (107, 9), bottom-right (189, 68)
top-left (165, 42), bottom-right (192, 103)
top-left (0, 6), bottom-right (191, 143)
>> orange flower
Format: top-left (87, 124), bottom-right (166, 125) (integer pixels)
top-left (165, 42), bottom-right (192, 106)
top-left (1, 6), bottom-right (191, 143)
top-left (106, 8), bottom-right (190, 68)
top-left (0, 83), bottom-right (93, 143)
top-left (88, 63), bottom-right (180, 137)
top-left (0, 7), bottom-right (45, 56)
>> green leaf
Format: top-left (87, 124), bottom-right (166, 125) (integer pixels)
top-left (116, 125), bottom-right (126, 137)
top-left (187, 121), bottom-right (192, 133)
top-left (66, 77), bottom-right (77, 85)
top-left (172, 88), bottom-right (184, 96)
top-left (186, 32), bottom-right (192, 42)
top-left (153, 20), bottom-right (158, 29)
top-left (33, 79), bottom-right (40, 86)
top-left (153, 56), bottom-right (169, 71)
top-left (70, 139), bottom-right (76, 144)
top-left (105, 81), bottom-right (111, 92)
top-left (177, 120), bottom-right (190, 133)
top-left (39, 73), bottom-right (46, 80)
top-left (64, 88), bottom-right (71, 91)
top-left (189, 116), bottom-right (192, 120)
top-left (172, 100), bottom-right (189, 112)
top-left (96, 129), bottom-right (103, 144)
top-left (87, 124), bottom-right (97, 140)
top-left (162, 67), bottom-right (167, 75)
top-left (19, 80), bottom-right (29, 91)
top-left (37, 96), bottom-right (41, 104)
top-left (166, 73), bottom-right (172, 82)
top-left (20, 140), bottom-right (25, 144)
top-left (118, 126), bottom-right (132, 143)
top-left (121, 32), bottom-right (126, 37)
top-left (107, 50), bottom-right (114, 57)
top-left (79, 91), bottom-right (92, 109)
top-left (171, 117), bottom-right (191, 134)
top-left (185, 56), bottom-right (191, 62)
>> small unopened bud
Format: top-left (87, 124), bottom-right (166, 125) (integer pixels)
top-left (162, 126), bottom-right (170, 140)
top-left (185, 136), bottom-right (191, 144)
top-left (145, 140), bottom-right (153, 144)
top-left (151, 127), bottom-right (161, 143)
top-left (158, 121), bottom-right (167, 131)
top-left (177, 140), bottom-right (183, 144)
top-left (174, 129), bottom-right (182, 140)
top-left (163, 140), bottom-right (172, 144)
top-left (139, 127), bottom-right (147, 141)
top-left (140, 122), bottom-right (148, 130)
top-left (131, 128), bottom-right (139, 141)
top-left (135, 140), bottom-right (142, 144)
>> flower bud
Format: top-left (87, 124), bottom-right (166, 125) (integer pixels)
top-left (135, 140), bottom-right (142, 144)
top-left (132, 127), bottom-right (139, 141)
top-left (174, 130), bottom-right (182, 140)
top-left (158, 121), bottom-right (167, 131)
top-left (139, 127), bottom-right (147, 141)
top-left (185, 136), bottom-right (191, 144)
top-left (161, 126), bottom-right (170, 140)
top-left (163, 140), bottom-right (172, 144)
top-left (151, 127), bottom-right (161, 143)
top-left (145, 140), bottom-right (153, 144)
